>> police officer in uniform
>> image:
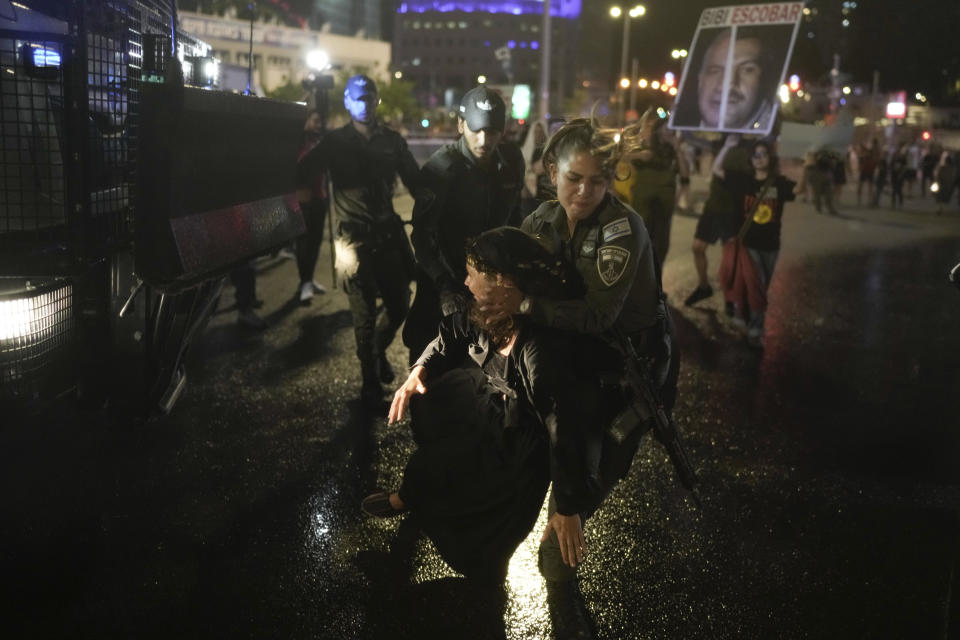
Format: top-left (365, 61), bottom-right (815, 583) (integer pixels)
top-left (403, 86), bottom-right (525, 363)
top-left (299, 75), bottom-right (420, 407)
top-left (479, 118), bottom-right (676, 583)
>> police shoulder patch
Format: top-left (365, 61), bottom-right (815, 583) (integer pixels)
top-left (597, 245), bottom-right (631, 286)
top-left (601, 217), bottom-right (632, 243)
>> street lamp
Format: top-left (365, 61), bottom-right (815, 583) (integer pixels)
top-left (610, 4), bottom-right (646, 125)
top-left (305, 49), bottom-right (330, 72)
top-left (303, 49), bottom-right (334, 126)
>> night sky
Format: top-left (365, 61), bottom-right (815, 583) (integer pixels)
top-left (579, 0), bottom-right (960, 104)
top-left (180, 1), bottom-right (960, 104)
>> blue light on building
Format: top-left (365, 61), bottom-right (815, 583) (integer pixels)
top-left (396, 1), bottom-right (582, 19)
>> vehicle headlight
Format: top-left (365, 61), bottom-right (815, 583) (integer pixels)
top-left (0, 279), bottom-right (75, 400)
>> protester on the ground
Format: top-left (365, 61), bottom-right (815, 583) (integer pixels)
top-left (403, 86), bottom-right (525, 364)
top-left (363, 227), bottom-right (592, 583)
top-left (713, 134), bottom-right (804, 348)
top-left (298, 75), bottom-right (420, 408)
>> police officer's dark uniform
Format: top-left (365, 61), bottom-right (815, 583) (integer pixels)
top-left (393, 227), bottom-right (598, 581)
top-left (520, 193), bottom-right (675, 581)
top-left (403, 86), bottom-right (525, 363)
top-left (299, 75), bottom-right (420, 404)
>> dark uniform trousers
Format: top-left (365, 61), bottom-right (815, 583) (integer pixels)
top-left (539, 326), bottom-right (675, 583)
top-left (342, 228), bottom-right (413, 389)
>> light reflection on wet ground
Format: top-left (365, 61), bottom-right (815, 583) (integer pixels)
top-left (3, 188), bottom-right (960, 638)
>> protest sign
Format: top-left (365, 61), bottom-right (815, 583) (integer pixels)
top-left (669, 3), bottom-right (804, 135)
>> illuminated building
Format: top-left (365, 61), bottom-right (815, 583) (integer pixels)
top-left (392, 1), bottom-right (582, 112)
top-left (179, 11), bottom-right (391, 94)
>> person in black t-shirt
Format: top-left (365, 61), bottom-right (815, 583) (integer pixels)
top-left (712, 134), bottom-right (804, 348)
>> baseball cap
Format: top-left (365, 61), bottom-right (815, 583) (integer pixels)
top-left (458, 86), bottom-right (506, 132)
top-left (345, 74), bottom-right (378, 100)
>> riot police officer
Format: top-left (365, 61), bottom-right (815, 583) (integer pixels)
top-left (299, 74), bottom-right (420, 407)
top-left (403, 85), bottom-right (525, 363)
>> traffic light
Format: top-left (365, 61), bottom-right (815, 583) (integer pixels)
top-left (921, 130), bottom-right (932, 141)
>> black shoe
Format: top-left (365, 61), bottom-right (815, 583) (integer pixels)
top-left (684, 284), bottom-right (713, 307)
top-left (237, 309), bottom-right (267, 330)
top-left (361, 491), bottom-right (406, 518)
top-left (378, 355), bottom-right (395, 384)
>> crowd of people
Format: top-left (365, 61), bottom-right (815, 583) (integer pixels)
top-left (246, 74), bottom-right (686, 608)
top-left (223, 73), bottom-right (959, 609)
top-left (811, 138), bottom-right (960, 213)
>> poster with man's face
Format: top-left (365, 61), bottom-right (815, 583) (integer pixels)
top-left (669, 3), bottom-right (804, 135)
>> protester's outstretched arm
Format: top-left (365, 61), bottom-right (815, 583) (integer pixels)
top-left (388, 366), bottom-right (427, 424)
top-left (712, 134), bottom-right (740, 180)
top-left (541, 512), bottom-right (586, 568)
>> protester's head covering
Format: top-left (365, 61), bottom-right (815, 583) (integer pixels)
top-left (466, 227), bottom-right (584, 299)
top-left (458, 85), bottom-right (507, 132)
top-left (344, 74), bottom-right (377, 100)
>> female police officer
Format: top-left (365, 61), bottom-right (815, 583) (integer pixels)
top-left (478, 117), bottom-right (677, 582)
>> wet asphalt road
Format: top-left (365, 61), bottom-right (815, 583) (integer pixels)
top-left (4, 177), bottom-right (960, 639)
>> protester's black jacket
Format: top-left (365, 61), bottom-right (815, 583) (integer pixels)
top-left (414, 313), bottom-right (602, 516)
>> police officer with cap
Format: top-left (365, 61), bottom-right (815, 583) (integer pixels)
top-left (403, 85), bottom-right (525, 363)
top-left (299, 74), bottom-right (420, 408)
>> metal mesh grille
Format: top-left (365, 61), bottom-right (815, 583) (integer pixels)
top-left (84, 2), bottom-right (137, 243)
top-left (0, 280), bottom-right (75, 400)
top-left (0, 1), bottom-right (207, 247)
top-left (0, 36), bottom-right (69, 237)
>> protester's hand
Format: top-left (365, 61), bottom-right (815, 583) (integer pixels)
top-left (724, 133), bottom-right (741, 147)
top-left (541, 512), bottom-right (586, 568)
top-left (474, 282), bottom-right (523, 325)
top-left (388, 366), bottom-right (427, 425)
